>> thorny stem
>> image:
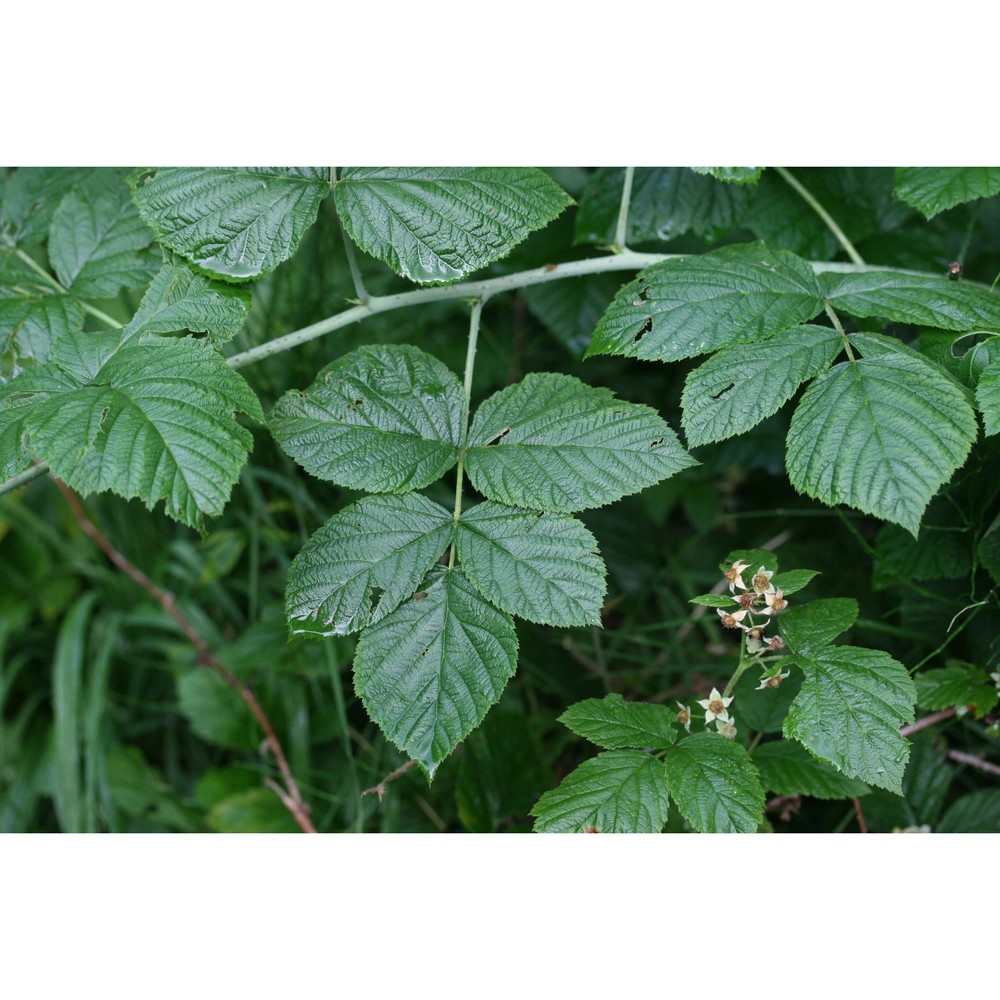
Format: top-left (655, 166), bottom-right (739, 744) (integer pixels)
top-left (774, 166), bottom-right (866, 266)
top-left (53, 478), bottom-right (317, 833)
top-left (613, 166), bottom-right (636, 252)
top-left (13, 247), bottom-right (122, 329)
top-left (448, 299), bottom-right (485, 569)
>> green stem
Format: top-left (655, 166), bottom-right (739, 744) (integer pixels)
top-left (331, 168), bottom-right (369, 305)
top-left (774, 166), bottom-right (865, 267)
top-left (824, 301), bottom-right (856, 361)
top-left (14, 249), bottom-right (121, 329)
top-left (0, 464), bottom-right (49, 493)
top-left (448, 299), bottom-right (485, 569)
top-left (614, 166), bottom-right (636, 252)
top-left (724, 650), bottom-right (753, 699)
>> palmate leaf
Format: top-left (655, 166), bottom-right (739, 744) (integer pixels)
top-left (334, 167), bottom-right (572, 284)
top-left (130, 167), bottom-right (330, 281)
top-left (270, 344), bottom-right (463, 492)
top-left (285, 494), bottom-right (454, 637)
top-left (681, 324), bottom-right (842, 447)
top-left (465, 372), bottom-right (695, 512)
top-left (0, 294), bottom-right (84, 377)
top-left (558, 694), bottom-right (677, 750)
top-left (663, 732), bottom-right (765, 833)
top-left (821, 270), bottom-right (1000, 332)
top-left (531, 750), bottom-right (670, 833)
top-left (783, 646), bottom-right (916, 793)
top-left (895, 167), bottom-right (1000, 219)
top-left (786, 354), bottom-right (977, 536)
top-left (574, 167), bottom-right (754, 246)
top-left (456, 501), bottom-right (606, 626)
top-left (122, 253), bottom-right (251, 344)
top-left (752, 740), bottom-right (870, 800)
top-left (47, 169), bottom-right (158, 298)
top-left (353, 566), bottom-right (518, 776)
top-left (587, 242), bottom-right (824, 363)
top-left (0, 332), bottom-right (262, 528)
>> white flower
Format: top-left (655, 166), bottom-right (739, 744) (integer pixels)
top-left (751, 566), bottom-right (776, 596)
top-left (696, 687), bottom-right (733, 725)
top-left (991, 670), bottom-right (1000, 691)
top-left (756, 668), bottom-right (790, 691)
top-left (717, 607), bottom-right (749, 630)
top-left (716, 717), bottom-right (737, 740)
top-left (760, 588), bottom-right (788, 616)
top-left (676, 702), bottom-right (692, 733)
top-left (724, 560), bottom-right (750, 593)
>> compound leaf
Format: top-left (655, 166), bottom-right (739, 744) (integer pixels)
top-left (895, 167), bottom-right (1000, 219)
top-left (0, 331), bottom-right (262, 528)
top-left (334, 167), bottom-right (572, 284)
top-left (123, 253), bottom-right (251, 343)
top-left (681, 324), bottom-right (842, 447)
top-left (130, 167), bottom-right (330, 281)
top-left (531, 750), bottom-right (669, 833)
top-left (664, 732), bottom-right (765, 833)
top-left (286, 494), bottom-right (454, 637)
top-left (558, 694), bottom-right (677, 750)
top-left (456, 501), bottom-right (605, 626)
top-left (48, 169), bottom-right (158, 298)
top-left (783, 646), bottom-right (916, 793)
top-left (353, 567), bottom-right (518, 776)
top-left (786, 354), bottom-right (977, 536)
top-left (752, 739), bottom-right (870, 800)
top-left (465, 372), bottom-right (695, 512)
top-left (270, 344), bottom-right (462, 492)
top-left (587, 242), bottom-right (824, 363)
top-left (821, 270), bottom-right (1000, 332)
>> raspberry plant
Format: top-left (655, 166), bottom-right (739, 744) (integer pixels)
top-left (2, 166), bottom-right (999, 833)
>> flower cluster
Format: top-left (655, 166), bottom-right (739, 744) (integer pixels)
top-left (718, 560), bottom-right (789, 663)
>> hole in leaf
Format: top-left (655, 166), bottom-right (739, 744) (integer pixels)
top-left (709, 382), bottom-right (736, 401)
top-left (632, 318), bottom-right (653, 345)
top-left (649, 437), bottom-right (664, 449)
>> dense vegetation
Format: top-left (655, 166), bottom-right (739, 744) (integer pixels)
top-left (2, 166), bottom-right (999, 833)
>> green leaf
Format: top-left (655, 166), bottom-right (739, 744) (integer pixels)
top-left (821, 271), bottom-right (1000, 332)
top-left (531, 750), bottom-right (669, 833)
top-left (895, 167), bottom-right (1000, 219)
top-left (456, 501), bottom-right (605, 626)
top-left (786, 354), bottom-right (978, 536)
top-left (0, 332), bottom-right (262, 528)
top-left (779, 598), bottom-right (859, 654)
top-left (689, 593), bottom-right (739, 608)
top-left (721, 548), bottom-right (778, 576)
top-left (732, 667), bottom-right (802, 734)
top-left (0, 294), bottom-right (84, 377)
top-left (936, 789), bottom-right (1000, 833)
top-left (681, 324), bottom-right (842, 447)
top-left (691, 167), bottom-right (763, 185)
top-left (1, 167), bottom-right (94, 246)
top-left (208, 789), bottom-right (300, 833)
top-left (783, 646), bottom-right (916, 793)
top-left (743, 171), bottom-right (840, 259)
top-left (465, 372), bottom-right (695, 512)
top-left (130, 167), bottom-right (329, 281)
top-left (334, 167), bottom-right (572, 284)
top-left (122, 252), bottom-right (251, 344)
top-left (48, 169), bottom-right (158, 298)
top-left (574, 167), bottom-right (753, 246)
top-left (914, 661), bottom-right (998, 718)
top-left (664, 732), bottom-right (765, 833)
top-left (771, 569), bottom-right (819, 595)
top-left (976, 358), bottom-right (1000, 435)
top-left (587, 243), bottom-right (823, 363)
top-left (559, 694), bottom-right (678, 750)
top-left (270, 344), bottom-right (462, 492)
top-left (752, 739), bottom-right (869, 799)
top-left (873, 504), bottom-right (972, 588)
top-left (285, 494), bottom-right (454, 637)
top-left (177, 669), bottom-right (256, 751)
top-left (353, 567), bottom-right (518, 776)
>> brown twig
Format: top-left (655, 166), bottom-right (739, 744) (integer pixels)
top-left (852, 796), bottom-right (868, 833)
top-left (54, 479), bottom-right (316, 833)
top-left (362, 759), bottom-right (418, 801)
top-left (900, 707), bottom-right (956, 738)
top-left (947, 749), bottom-right (1000, 778)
